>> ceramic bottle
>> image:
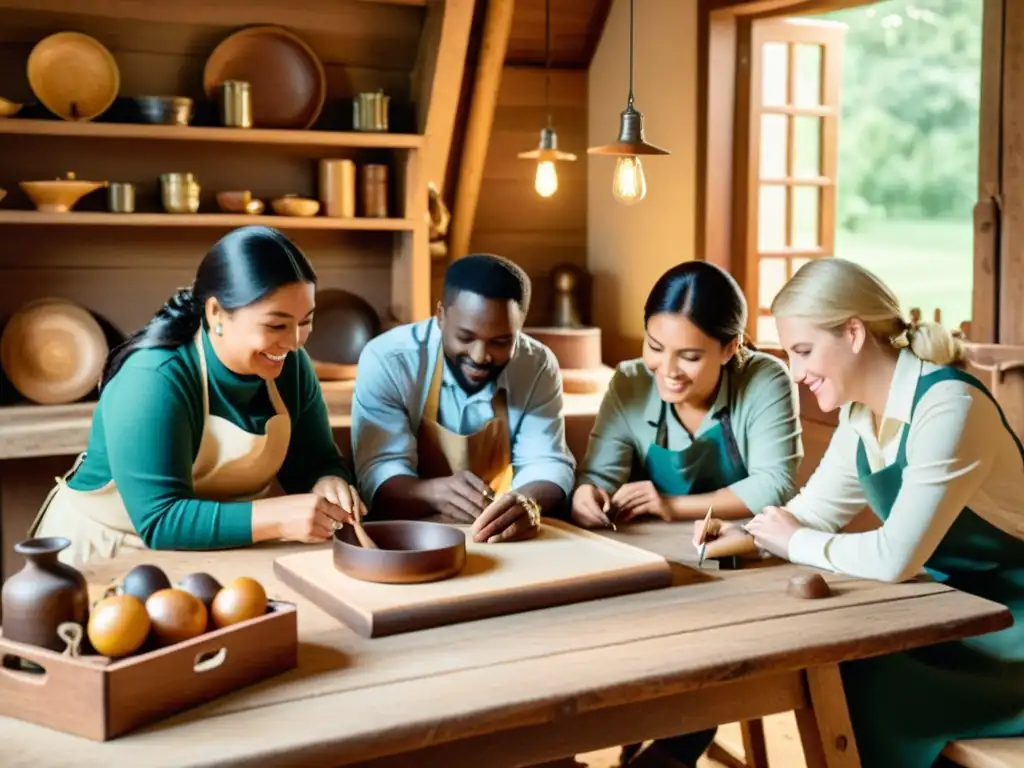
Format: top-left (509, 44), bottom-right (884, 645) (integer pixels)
top-left (1, 537), bottom-right (89, 651)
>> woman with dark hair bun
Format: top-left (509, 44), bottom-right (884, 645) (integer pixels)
top-left (31, 226), bottom-right (364, 566)
top-left (571, 261), bottom-right (804, 767)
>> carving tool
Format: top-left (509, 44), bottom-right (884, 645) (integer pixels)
top-left (697, 505), bottom-right (713, 566)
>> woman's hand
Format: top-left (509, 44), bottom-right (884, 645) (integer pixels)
top-left (611, 481), bottom-right (672, 523)
top-left (571, 484), bottom-right (613, 528)
top-left (744, 506), bottom-right (803, 559)
top-left (312, 475), bottom-right (368, 521)
top-left (251, 493), bottom-right (353, 543)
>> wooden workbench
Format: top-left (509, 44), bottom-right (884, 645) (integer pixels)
top-left (0, 521), bottom-right (1011, 767)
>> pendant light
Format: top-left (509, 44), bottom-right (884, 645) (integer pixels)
top-left (587, 0), bottom-right (669, 205)
top-left (517, 0), bottom-right (576, 197)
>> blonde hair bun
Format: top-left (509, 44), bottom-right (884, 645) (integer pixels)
top-left (771, 258), bottom-right (966, 367)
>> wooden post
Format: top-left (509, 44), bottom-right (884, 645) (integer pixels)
top-left (412, 0), bottom-right (476, 196)
top-left (448, 0), bottom-right (516, 262)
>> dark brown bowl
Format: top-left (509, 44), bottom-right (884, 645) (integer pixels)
top-left (333, 521), bottom-right (467, 584)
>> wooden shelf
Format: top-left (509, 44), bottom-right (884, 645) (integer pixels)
top-left (0, 401), bottom-right (353, 461)
top-left (0, 119), bottom-right (424, 150)
top-left (0, 211), bottom-right (419, 231)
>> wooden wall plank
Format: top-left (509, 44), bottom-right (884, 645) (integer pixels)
top-left (467, 67), bottom-right (587, 326)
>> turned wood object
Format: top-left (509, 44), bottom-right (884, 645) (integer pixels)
top-left (787, 573), bottom-right (832, 600)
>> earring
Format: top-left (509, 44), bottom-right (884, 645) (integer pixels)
top-left (214, 324), bottom-right (223, 336)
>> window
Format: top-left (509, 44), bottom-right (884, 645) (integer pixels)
top-left (743, 18), bottom-right (846, 343)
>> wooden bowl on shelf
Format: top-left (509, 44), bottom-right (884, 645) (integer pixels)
top-left (27, 32), bottom-right (120, 121)
top-left (0, 97), bottom-right (22, 118)
top-left (20, 173), bottom-right (107, 213)
top-left (216, 190), bottom-right (252, 213)
top-left (271, 195), bottom-right (319, 217)
top-left (333, 521), bottom-right (467, 584)
top-left (0, 298), bottom-right (108, 405)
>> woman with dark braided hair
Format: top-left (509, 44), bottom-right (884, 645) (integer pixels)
top-left (31, 226), bottom-right (365, 566)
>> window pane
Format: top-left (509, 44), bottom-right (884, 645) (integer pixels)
top-left (795, 43), bottom-right (822, 106)
top-left (761, 43), bottom-right (789, 106)
top-left (758, 185), bottom-right (787, 250)
top-left (760, 114), bottom-right (788, 179)
top-left (792, 186), bottom-right (820, 248)
top-left (791, 257), bottom-right (813, 276)
top-left (757, 315), bottom-right (779, 344)
top-left (759, 257), bottom-right (788, 308)
top-left (794, 116), bottom-right (822, 178)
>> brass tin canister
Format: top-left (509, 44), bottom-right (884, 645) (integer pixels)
top-left (107, 182), bottom-right (135, 213)
top-left (220, 81), bottom-right (252, 128)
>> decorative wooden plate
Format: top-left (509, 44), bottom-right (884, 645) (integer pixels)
top-left (0, 298), bottom-right (108, 404)
top-left (203, 26), bottom-right (326, 130)
top-left (27, 32), bottom-right (120, 121)
top-left (304, 289), bottom-right (381, 373)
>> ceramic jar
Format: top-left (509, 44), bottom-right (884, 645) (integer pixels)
top-left (1, 537), bottom-right (90, 651)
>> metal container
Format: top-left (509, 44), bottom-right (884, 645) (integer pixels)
top-left (135, 96), bottom-right (193, 126)
top-left (352, 91), bottom-right (389, 132)
top-left (107, 182), bottom-right (135, 213)
top-left (160, 173), bottom-right (200, 214)
top-left (220, 81), bottom-right (252, 128)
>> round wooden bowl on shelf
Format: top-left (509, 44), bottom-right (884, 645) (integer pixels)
top-left (20, 173), bottom-right (107, 213)
top-left (271, 196), bottom-right (319, 217)
top-left (0, 298), bottom-right (108, 405)
top-left (203, 25), bottom-right (326, 130)
top-left (27, 31), bottom-right (120, 121)
top-left (333, 521), bottom-right (467, 584)
top-left (304, 289), bottom-right (381, 380)
top-left (0, 97), bottom-right (22, 118)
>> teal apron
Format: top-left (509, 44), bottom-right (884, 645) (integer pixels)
top-left (840, 367), bottom-right (1024, 768)
top-left (643, 392), bottom-right (749, 496)
top-left (622, 379), bottom-right (750, 767)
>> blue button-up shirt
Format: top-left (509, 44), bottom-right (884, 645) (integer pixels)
top-left (350, 318), bottom-right (576, 504)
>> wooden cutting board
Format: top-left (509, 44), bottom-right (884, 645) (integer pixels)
top-left (272, 519), bottom-right (673, 637)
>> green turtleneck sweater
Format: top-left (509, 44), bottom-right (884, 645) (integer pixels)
top-left (67, 328), bottom-right (354, 550)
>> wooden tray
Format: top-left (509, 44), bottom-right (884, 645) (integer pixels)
top-left (0, 600), bottom-right (297, 741)
top-left (273, 519), bottom-right (672, 637)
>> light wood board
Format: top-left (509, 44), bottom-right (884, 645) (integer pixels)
top-left (273, 518), bottom-right (673, 636)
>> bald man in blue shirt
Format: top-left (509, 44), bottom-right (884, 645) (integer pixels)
top-left (350, 254), bottom-right (576, 544)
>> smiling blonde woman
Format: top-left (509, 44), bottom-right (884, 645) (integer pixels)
top-left (744, 257), bottom-right (1024, 768)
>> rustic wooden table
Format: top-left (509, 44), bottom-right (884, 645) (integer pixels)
top-left (0, 520), bottom-right (1012, 768)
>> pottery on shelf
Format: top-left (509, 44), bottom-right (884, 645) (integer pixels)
top-left (20, 172), bottom-right (108, 213)
top-left (272, 195), bottom-right (319, 217)
top-left (0, 97), bottom-right (22, 118)
top-left (1, 537), bottom-right (90, 651)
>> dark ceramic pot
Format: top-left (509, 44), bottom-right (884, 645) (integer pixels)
top-left (333, 521), bottom-right (466, 584)
top-left (1, 537), bottom-right (90, 651)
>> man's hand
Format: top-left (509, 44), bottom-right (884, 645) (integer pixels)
top-left (470, 492), bottom-right (541, 543)
top-left (422, 470), bottom-right (494, 523)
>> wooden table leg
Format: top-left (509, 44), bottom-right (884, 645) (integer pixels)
top-left (795, 664), bottom-right (861, 768)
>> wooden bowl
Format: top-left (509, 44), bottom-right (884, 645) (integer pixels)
top-left (304, 289), bottom-right (381, 370)
top-left (0, 298), bottom-right (108, 404)
top-left (203, 25), bottom-right (326, 130)
top-left (271, 196), bottom-right (320, 217)
top-left (0, 97), bottom-right (22, 118)
top-left (20, 175), bottom-right (107, 213)
top-left (27, 32), bottom-right (120, 121)
top-left (216, 190), bottom-right (252, 213)
top-left (333, 521), bottom-right (467, 584)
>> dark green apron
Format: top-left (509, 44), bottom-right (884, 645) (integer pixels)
top-left (643, 386), bottom-right (749, 496)
top-left (840, 367), bottom-right (1024, 768)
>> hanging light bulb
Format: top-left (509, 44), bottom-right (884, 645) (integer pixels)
top-left (517, 0), bottom-right (576, 197)
top-left (612, 156), bottom-right (645, 205)
top-left (535, 160), bottom-right (558, 197)
top-left (587, 0), bottom-right (669, 204)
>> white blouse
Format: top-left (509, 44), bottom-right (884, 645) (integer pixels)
top-left (786, 348), bottom-right (1024, 582)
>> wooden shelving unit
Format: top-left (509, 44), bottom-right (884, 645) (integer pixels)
top-left (0, 211), bottom-right (418, 231)
top-left (0, 118), bottom-right (425, 150)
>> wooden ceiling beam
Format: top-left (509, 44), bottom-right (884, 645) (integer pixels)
top-left (449, 0), bottom-right (517, 262)
top-left (412, 0), bottom-right (477, 195)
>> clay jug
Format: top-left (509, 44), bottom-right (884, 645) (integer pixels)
top-left (1, 537), bottom-right (89, 651)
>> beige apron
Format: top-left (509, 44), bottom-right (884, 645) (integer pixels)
top-left (30, 331), bottom-right (292, 567)
top-left (416, 347), bottom-right (514, 496)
